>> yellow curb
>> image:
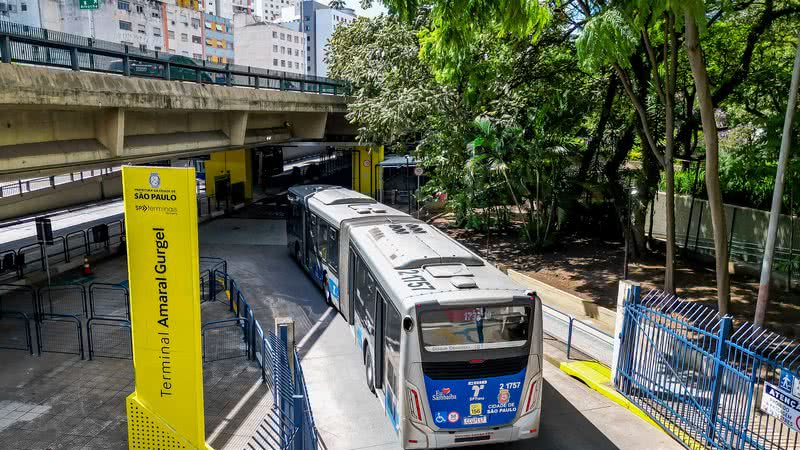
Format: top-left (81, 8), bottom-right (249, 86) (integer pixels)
top-left (560, 361), bottom-right (703, 450)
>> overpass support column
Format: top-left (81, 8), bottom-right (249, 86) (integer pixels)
top-left (223, 111), bottom-right (249, 146)
top-left (95, 108), bottom-right (125, 157)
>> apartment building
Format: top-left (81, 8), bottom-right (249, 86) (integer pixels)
top-left (203, 13), bottom-right (234, 63)
top-left (233, 13), bottom-right (304, 74)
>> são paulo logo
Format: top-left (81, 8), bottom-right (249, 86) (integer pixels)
top-left (149, 172), bottom-right (161, 189)
top-left (432, 387), bottom-right (457, 401)
top-left (498, 388), bottom-right (510, 406)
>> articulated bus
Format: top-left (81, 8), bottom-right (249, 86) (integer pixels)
top-left (287, 185), bottom-right (543, 449)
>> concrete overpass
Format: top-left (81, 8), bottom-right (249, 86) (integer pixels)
top-left (0, 63), bottom-right (354, 181)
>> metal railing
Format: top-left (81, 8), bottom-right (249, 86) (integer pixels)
top-left (616, 289), bottom-right (800, 450)
top-left (0, 20), bottom-right (350, 95)
top-left (209, 269), bottom-right (318, 449)
top-left (0, 168), bottom-right (120, 198)
top-left (0, 217), bottom-right (125, 282)
top-left (541, 302), bottom-right (614, 366)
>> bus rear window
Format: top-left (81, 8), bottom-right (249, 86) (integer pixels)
top-left (420, 306), bottom-right (530, 352)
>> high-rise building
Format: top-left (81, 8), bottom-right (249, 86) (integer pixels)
top-left (280, 1), bottom-right (354, 77)
top-left (252, 0), bottom-right (294, 22)
top-left (203, 13), bottom-right (234, 63)
top-left (0, 0), bottom-right (41, 27)
top-left (17, 0), bottom-right (231, 64)
top-left (233, 13), bottom-right (305, 74)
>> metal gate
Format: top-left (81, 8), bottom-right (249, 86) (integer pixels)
top-left (0, 284), bottom-right (37, 317)
top-left (616, 289), bottom-right (800, 450)
top-left (89, 282), bottom-right (130, 319)
top-left (38, 284), bottom-right (88, 317)
top-left (202, 318), bottom-right (249, 362)
top-left (0, 311), bottom-right (33, 354)
top-left (87, 318), bottom-right (132, 360)
top-left (36, 313), bottom-right (84, 359)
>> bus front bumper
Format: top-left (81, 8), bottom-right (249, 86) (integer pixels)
top-left (402, 408), bottom-right (541, 449)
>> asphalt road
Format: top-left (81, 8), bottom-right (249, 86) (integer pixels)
top-left (195, 211), bottom-right (682, 450)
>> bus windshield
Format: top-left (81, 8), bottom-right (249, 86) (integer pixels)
top-left (420, 305), bottom-right (530, 352)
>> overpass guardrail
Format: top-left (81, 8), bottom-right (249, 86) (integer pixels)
top-left (0, 20), bottom-right (351, 95)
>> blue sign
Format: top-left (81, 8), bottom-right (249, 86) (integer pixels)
top-left (424, 368), bottom-right (527, 429)
top-left (781, 372), bottom-right (795, 393)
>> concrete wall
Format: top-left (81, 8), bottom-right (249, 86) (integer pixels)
top-left (646, 192), bottom-right (800, 275)
top-left (0, 172), bottom-right (122, 221)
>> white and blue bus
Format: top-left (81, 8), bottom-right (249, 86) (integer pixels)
top-left (287, 185), bottom-right (543, 449)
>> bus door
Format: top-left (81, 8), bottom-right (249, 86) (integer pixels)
top-left (381, 294), bottom-right (401, 431)
top-left (354, 258), bottom-right (376, 353)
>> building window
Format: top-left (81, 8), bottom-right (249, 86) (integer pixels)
top-left (304, 25), bottom-right (309, 31)
top-left (152, 11), bottom-right (160, 18)
top-left (117, 0), bottom-right (129, 10)
top-left (294, 49), bottom-right (298, 56)
top-left (153, 27), bottom-right (161, 37)
top-left (307, 36), bottom-right (310, 41)
top-left (119, 21), bottom-right (132, 31)
top-left (139, 44), bottom-right (147, 51)
top-left (192, 35), bottom-right (201, 44)
top-left (181, 33), bottom-right (188, 41)
top-left (272, 31), bottom-right (277, 38)
top-left (281, 60), bottom-right (285, 67)
top-left (137, 24), bottom-right (145, 34)
top-left (20, 2), bottom-right (26, 10)
top-left (168, 31), bottom-right (175, 38)
top-left (280, 33), bottom-right (285, 40)
top-left (155, 46), bottom-right (161, 51)
top-left (135, 4), bottom-right (143, 13)
top-left (294, 36), bottom-right (299, 43)
top-left (294, 62), bottom-right (299, 69)
top-left (191, 18), bottom-right (200, 28)
top-left (194, 53), bottom-right (202, 59)
top-left (273, 58), bottom-right (278, 66)
top-left (273, 44), bottom-right (277, 52)
top-left (280, 46), bottom-right (285, 54)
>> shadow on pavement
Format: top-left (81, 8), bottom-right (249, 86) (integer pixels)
top-left (480, 380), bottom-right (620, 450)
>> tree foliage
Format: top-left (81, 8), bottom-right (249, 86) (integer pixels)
top-left (329, 0), bottom-right (800, 313)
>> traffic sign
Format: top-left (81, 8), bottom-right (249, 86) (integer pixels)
top-left (414, 167), bottom-right (424, 177)
top-left (79, 0), bottom-right (98, 9)
top-left (35, 217), bottom-right (53, 245)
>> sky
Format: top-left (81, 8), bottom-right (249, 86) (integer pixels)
top-left (347, 0), bottom-right (388, 17)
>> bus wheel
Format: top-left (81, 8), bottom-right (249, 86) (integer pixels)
top-left (322, 276), bottom-right (333, 307)
top-left (365, 347), bottom-right (376, 394)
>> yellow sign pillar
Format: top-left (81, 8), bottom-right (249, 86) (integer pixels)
top-left (204, 149), bottom-right (253, 200)
top-left (122, 166), bottom-right (211, 450)
top-left (351, 146), bottom-right (384, 196)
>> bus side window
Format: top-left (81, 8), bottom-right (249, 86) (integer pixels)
top-left (328, 227), bottom-right (338, 273)
top-left (308, 213), bottom-right (317, 254)
top-left (317, 216), bottom-right (328, 262)
top-left (364, 272), bottom-right (376, 331)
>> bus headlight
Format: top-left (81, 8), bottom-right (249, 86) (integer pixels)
top-left (522, 376), bottom-right (540, 415)
top-left (406, 384), bottom-right (425, 424)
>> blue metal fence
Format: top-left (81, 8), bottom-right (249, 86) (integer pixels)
top-left (616, 289), bottom-right (800, 450)
top-left (202, 269), bottom-right (319, 449)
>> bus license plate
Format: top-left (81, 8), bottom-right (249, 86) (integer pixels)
top-left (453, 431), bottom-right (492, 443)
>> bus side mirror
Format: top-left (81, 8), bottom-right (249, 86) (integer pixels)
top-left (403, 316), bottom-right (414, 332)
